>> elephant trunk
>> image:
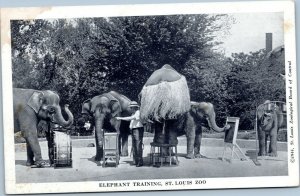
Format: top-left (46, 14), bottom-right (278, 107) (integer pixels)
top-left (206, 109), bottom-right (226, 133)
top-left (94, 109), bottom-right (105, 161)
top-left (54, 105), bottom-right (74, 128)
top-left (95, 112), bottom-right (104, 146)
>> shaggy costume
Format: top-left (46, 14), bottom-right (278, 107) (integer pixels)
top-left (140, 66), bottom-right (191, 122)
top-left (140, 65), bottom-right (190, 147)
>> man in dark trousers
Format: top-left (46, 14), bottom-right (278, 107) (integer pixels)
top-left (116, 101), bottom-right (144, 167)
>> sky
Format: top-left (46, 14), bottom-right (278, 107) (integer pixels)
top-left (218, 12), bottom-right (284, 57)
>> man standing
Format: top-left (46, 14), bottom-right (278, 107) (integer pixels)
top-left (116, 101), bottom-right (144, 167)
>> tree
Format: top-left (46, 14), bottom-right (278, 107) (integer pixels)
top-left (11, 14), bottom-right (235, 132)
top-left (226, 49), bottom-right (285, 129)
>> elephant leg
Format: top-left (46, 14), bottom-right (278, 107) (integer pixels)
top-left (167, 121), bottom-right (178, 145)
top-left (186, 127), bottom-right (195, 159)
top-left (153, 122), bottom-right (168, 155)
top-left (19, 113), bottom-right (45, 166)
top-left (165, 120), bottom-right (178, 156)
top-left (24, 129), bottom-right (42, 160)
top-left (95, 131), bottom-right (104, 162)
top-left (94, 132), bottom-right (101, 161)
top-left (94, 111), bottom-right (105, 162)
top-left (26, 140), bottom-right (34, 166)
top-left (153, 122), bottom-right (164, 144)
top-left (258, 129), bottom-right (267, 156)
top-left (194, 127), bottom-right (203, 158)
top-left (118, 134), bottom-right (122, 157)
top-left (111, 119), bottom-right (129, 156)
top-left (265, 134), bottom-right (268, 155)
top-left (120, 133), bottom-right (129, 157)
top-left (269, 129), bottom-right (278, 157)
top-left (25, 134), bottom-right (46, 167)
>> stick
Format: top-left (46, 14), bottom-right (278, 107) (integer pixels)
top-left (253, 106), bottom-right (262, 166)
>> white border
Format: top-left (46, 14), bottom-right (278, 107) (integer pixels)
top-left (1, 1), bottom-right (298, 194)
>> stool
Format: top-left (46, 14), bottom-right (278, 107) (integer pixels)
top-left (103, 132), bottom-right (119, 167)
top-left (150, 142), bottom-right (179, 166)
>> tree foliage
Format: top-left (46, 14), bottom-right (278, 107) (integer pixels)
top-left (226, 49), bottom-right (285, 129)
top-left (11, 14), bottom-right (285, 130)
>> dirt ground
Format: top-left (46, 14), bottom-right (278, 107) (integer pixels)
top-left (14, 138), bottom-right (288, 183)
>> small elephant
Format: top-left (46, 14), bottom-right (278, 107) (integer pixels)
top-left (184, 101), bottom-right (229, 159)
top-left (150, 101), bottom-right (229, 159)
top-left (257, 101), bottom-right (286, 157)
top-left (81, 91), bottom-right (132, 162)
top-left (13, 88), bottom-right (74, 167)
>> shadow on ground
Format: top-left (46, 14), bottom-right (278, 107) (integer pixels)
top-left (86, 156), bottom-right (103, 166)
top-left (15, 160), bottom-right (27, 166)
top-left (246, 150), bottom-right (258, 160)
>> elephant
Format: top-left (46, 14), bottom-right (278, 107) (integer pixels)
top-left (81, 91), bottom-right (132, 162)
top-left (13, 88), bottom-right (74, 167)
top-left (139, 64), bottom-right (228, 158)
top-left (257, 100), bottom-right (286, 157)
top-left (144, 64), bottom-right (182, 86)
top-left (150, 101), bottom-right (229, 159)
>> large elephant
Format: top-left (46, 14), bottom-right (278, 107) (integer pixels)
top-left (81, 91), bottom-right (132, 162)
top-left (150, 101), bottom-right (228, 158)
top-left (139, 64), bottom-right (190, 144)
top-left (144, 64), bottom-right (182, 86)
top-left (139, 64), bottom-right (229, 158)
top-left (13, 88), bottom-right (74, 167)
top-left (257, 100), bottom-right (286, 157)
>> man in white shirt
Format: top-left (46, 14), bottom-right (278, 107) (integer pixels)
top-left (116, 101), bottom-right (144, 167)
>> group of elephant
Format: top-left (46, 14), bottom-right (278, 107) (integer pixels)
top-left (13, 87), bottom-right (230, 167)
top-left (13, 65), bottom-right (285, 168)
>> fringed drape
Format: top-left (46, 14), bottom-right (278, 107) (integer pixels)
top-left (140, 76), bottom-right (191, 121)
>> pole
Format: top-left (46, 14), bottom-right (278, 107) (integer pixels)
top-left (253, 105), bottom-right (261, 166)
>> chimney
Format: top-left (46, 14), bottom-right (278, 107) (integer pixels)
top-left (266, 33), bottom-right (273, 53)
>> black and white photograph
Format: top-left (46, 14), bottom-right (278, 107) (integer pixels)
top-left (1, 1), bottom-right (298, 194)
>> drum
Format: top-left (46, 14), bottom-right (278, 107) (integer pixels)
top-left (53, 131), bottom-right (72, 168)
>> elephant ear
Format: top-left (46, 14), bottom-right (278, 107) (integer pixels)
top-left (110, 100), bottom-right (122, 117)
top-left (190, 102), bottom-right (208, 117)
top-left (27, 91), bottom-right (44, 113)
top-left (190, 102), bottom-right (198, 114)
top-left (257, 105), bottom-right (265, 119)
top-left (82, 99), bottom-right (91, 114)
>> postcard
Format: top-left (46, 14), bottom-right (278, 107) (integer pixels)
top-left (1, 1), bottom-right (298, 194)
